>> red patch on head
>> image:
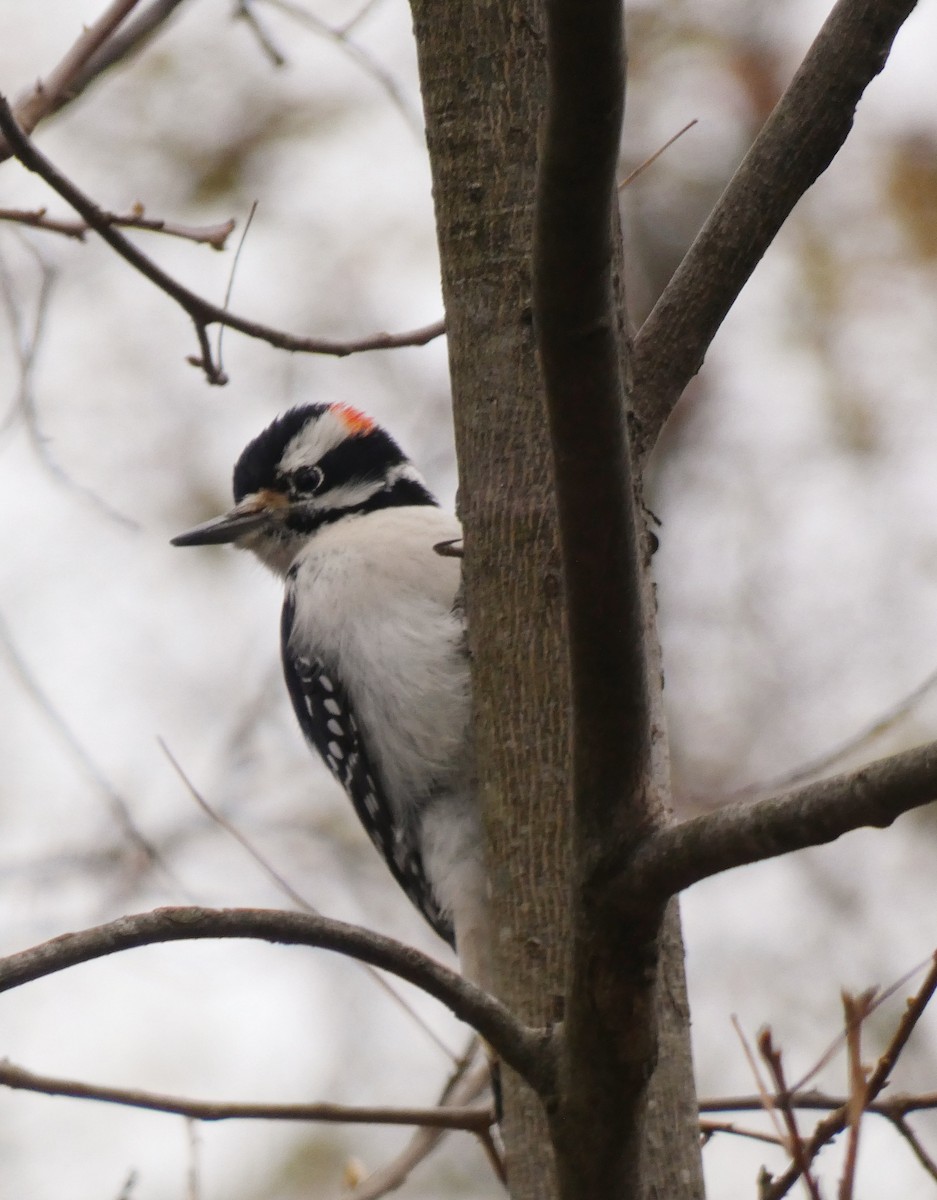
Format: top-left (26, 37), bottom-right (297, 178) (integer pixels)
top-left (333, 404), bottom-right (375, 436)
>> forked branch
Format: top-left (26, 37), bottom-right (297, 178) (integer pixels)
top-left (0, 98), bottom-right (444, 382)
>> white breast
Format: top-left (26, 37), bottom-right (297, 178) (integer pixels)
top-left (284, 507), bottom-right (471, 819)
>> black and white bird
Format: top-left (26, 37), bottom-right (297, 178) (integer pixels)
top-left (172, 403), bottom-right (489, 988)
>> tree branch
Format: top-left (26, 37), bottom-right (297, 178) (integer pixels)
top-left (630, 0), bottom-right (920, 463)
top-left (61, 0), bottom-right (193, 105)
top-left (0, 206), bottom-right (235, 248)
top-left (533, 0), bottom-right (664, 1195)
top-left (0, 1059), bottom-right (491, 1131)
top-left (762, 954), bottom-right (937, 1199)
top-left (620, 740), bottom-right (937, 903)
top-left (0, 907), bottom-right (551, 1091)
top-left (0, 98), bottom-right (444, 382)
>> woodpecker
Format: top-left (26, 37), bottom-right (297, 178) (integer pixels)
top-left (172, 403), bottom-right (489, 988)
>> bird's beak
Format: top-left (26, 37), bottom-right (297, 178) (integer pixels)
top-left (171, 490), bottom-right (288, 547)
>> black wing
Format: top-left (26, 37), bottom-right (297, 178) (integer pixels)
top-left (281, 589), bottom-right (453, 945)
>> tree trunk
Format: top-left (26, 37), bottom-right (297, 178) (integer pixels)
top-left (409, 3), bottom-right (704, 1196)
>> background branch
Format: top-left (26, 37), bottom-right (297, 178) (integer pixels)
top-left (763, 954), bottom-right (937, 1199)
top-left (630, 0), bottom-right (920, 463)
top-left (622, 739), bottom-right (937, 903)
top-left (60, 0), bottom-right (193, 104)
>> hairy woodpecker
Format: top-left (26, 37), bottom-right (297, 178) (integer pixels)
top-left (172, 403), bottom-right (489, 987)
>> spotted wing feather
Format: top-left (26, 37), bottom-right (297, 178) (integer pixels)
top-left (281, 593), bottom-right (453, 945)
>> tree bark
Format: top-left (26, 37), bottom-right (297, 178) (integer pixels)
top-left (409, 5), bottom-right (565, 1192)
top-left (409, 2), bottom-right (703, 1197)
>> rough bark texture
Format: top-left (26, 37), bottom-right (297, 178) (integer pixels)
top-left (409, 2), bottom-right (703, 1197)
top-left (409, 5), bottom-right (565, 1192)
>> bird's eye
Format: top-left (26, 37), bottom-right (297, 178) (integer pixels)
top-left (292, 465), bottom-right (324, 494)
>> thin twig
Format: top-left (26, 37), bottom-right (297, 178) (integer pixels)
top-left (731, 1015), bottom-right (787, 1148)
top-left (839, 990), bottom-right (875, 1200)
top-left (757, 1030), bottom-right (823, 1200)
top-left (185, 1119), bottom-right (201, 1200)
top-left (763, 954), bottom-right (937, 1199)
top-left (336, 0), bottom-right (385, 37)
top-left (234, 0), bottom-right (287, 66)
top-left (789, 957), bottom-right (930, 1094)
top-left (699, 1119), bottom-right (785, 1148)
top-left (215, 201), bottom-right (257, 380)
top-left (115, 1169), bottom-right (138, 1200)
top-left (618, 119), bottom-right (698, 190)
top-left (887, 1115), bottom-right (937, 1184)
top-left (258, 0), bottom-right (423, 135)
top-left (0, 238), bottom-right (141, 527)
top-left (0, 206), bottom-right (236, 249)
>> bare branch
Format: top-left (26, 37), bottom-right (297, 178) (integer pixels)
top-left (630, 0), bottom-right (920, 463)
top-left (0, 1060), bottom-right (491, 1132)
top-left (699, 1119), bottom-right (784, 1148)
top-left (756, 1034), bottom-right (823, 1200)
top-left (235, 0), bottom-right (287, 67)
top-left (258, 0), bottom-right (423, 135)
top-left (0, 0), bottom-right (143, 161)
top-left (887, 1115), bottom-right (937, 1185)
top-left (58, 0), bottom-right (192, 108)
top-left (0, 206), bottom-right (236, 249)
top-left (617, 119), bottom-right (698, 192)
top-left (0, 906), bottom-right (552, 1091)
top-left (621, 740), bottom-right (937, 904)
top-left (762, 954), bottom-right (937, 1199)
top-left (0, 98), bottom-right (445, 383)
top-left (839, 990), bottom-right (875, 1200)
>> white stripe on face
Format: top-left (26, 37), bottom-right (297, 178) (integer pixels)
top-left (279, 408), bottom-right (357, 475)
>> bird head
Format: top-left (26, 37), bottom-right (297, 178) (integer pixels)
top-left (171, 403), bottom-right (436, 576)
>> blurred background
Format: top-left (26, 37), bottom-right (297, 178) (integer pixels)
top-left (1, 1), bottom-right (937, 1196)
